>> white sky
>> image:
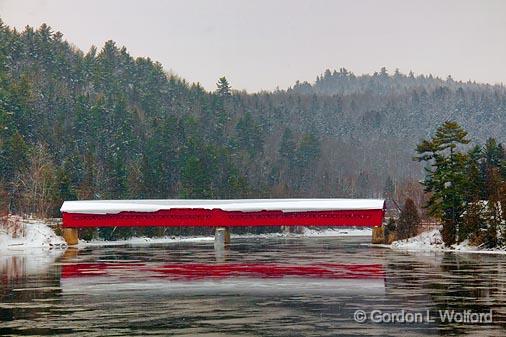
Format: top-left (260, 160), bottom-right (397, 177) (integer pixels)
top-left (1, 0), bottom-right (505, 92)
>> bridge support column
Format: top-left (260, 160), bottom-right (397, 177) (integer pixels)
top-left (63, 228), bottom-right (79, 245)
top-left (214, 227), bottom-right (230, 248)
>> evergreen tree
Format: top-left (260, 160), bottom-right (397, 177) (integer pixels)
top-left (216, 76), bottom-right (231, 97)
top-left (465, 145), bottom-right (484, 202)
top-left (383, 216), bottom-right (398, 244)
top-left (4, 132), bottom-right (30, 183)
top-left (78, 152), bottom-right (97, 200)
top-left (294, 132), bottom-right (320, 191)
top-left (180, 140), bottom-right (215, 198)
top-left (482, 138), bottom-right (505, 198)
top-left (460, 145), bottom-right (486, 243)
top-left (383, 176), bottom-right (395, 199)
top-left (212, 77), bottom-right (231, 142)
top-left (396, 198), bottom-right (420, 240)
top-left (461, 200), bottom-right (484, 245)
top-left (483, 167), bottom-right (503, 248)
top-left (483, 138), bottom-right (504, 168)
top-left (277, 128), bottom-right (296, 189)
top-left (236, 111), bottom-right (263, 158)
top-left (279, 128), bottom-right (296, 162)
top-left (415, 121), bottom-right (470, 245)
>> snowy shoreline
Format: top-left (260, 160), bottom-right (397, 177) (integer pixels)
top-left (380, 229), bottom-right (506, 255)
top-left (0, 217), bottom-right (67, 251)
top-left (0, 218), bottom-right (372, 252)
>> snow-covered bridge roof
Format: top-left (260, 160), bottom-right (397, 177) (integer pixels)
top-left (61, 198), bottom-right (385, 215)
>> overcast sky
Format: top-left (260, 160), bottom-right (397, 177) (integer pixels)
top-left (1, 0), bottom-right (505, 92)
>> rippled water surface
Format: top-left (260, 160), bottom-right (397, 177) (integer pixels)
top-left (2, 236), bottom-right (506, 336)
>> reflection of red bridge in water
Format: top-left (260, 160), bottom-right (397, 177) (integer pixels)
top-left (62, 262), bottom-right (385, 280)
top-left (60, 262), bottom-right (386, 295)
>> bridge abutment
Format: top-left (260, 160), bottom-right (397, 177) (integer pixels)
top-left (371, 226), bottom-right (384, 244)
top-left (63, 228), bottom-right (79, 245)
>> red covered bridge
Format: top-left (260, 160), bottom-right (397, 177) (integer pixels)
top-left (60, 198), bottom-right (386, 245)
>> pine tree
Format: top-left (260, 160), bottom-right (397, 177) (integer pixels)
top-left (212, 77), bottom-right (231, 142)
top-left (483, 167), bottom-right (503, 248)
top-left (383, 176), bottom-right (395, 199)
top-left (236, 111), bottom-right (263, 158)
top-left (216, 76), bottom-right (231, 97)
top-left (461, 201), bottom-right (484, 245)
top-left (465, 145), bottom-right (484, 202)
top-left (78, 152), bottom-right (96, 200)
top-left (279, 128), bottom-right (296, 162)
top-left (483, 138), bottom-right (503, 168)
top-left (415, 121), bottom-right (470, 246)
top-left (294, 132), bottom-right (320, 191)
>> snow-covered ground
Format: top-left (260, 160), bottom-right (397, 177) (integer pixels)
top-left (302, 227), bottom-right (372, 237)
top-left (82, 235), bottom-right (215, 247)
top-left (0, 218), bottom-right (67, 251)
top-left (390, 229), bottom-right (445, 251)
top-left (389, 229), bottom-right (506, 255)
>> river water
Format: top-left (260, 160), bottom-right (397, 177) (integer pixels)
top-left (1, 236), bottom-right (506, 336)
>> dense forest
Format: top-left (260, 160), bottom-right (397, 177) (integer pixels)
top-left (1, 21), bottom-right (506, 222)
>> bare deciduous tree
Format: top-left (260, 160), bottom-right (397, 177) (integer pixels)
top-left (15, 144), bottom-right (59, 218)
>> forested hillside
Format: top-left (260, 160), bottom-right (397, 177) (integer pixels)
top-left (1, 21), bottom-right (505, 217)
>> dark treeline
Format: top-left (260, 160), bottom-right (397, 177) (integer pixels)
top-left (1, 21), bottom-right (506, 225)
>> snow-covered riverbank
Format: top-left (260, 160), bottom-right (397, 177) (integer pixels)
top-left (82, 235), bottom-right (215, 247)
top-left (0, 218), bottom-right (66, 251)
top-left (303, 227), bottom-right (371, 237)
top-left (387, 229), bottom-right (506, 255)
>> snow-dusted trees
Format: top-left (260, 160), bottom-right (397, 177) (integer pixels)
top-left (416, 122), bottom-right (506, 247)
top-left (0, 22), bottom-right (505, 225)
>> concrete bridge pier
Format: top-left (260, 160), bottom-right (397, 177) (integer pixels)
top-left (214, 227), bottom-right (231, 248)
